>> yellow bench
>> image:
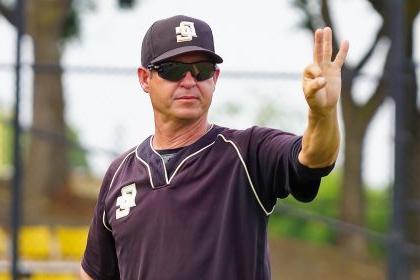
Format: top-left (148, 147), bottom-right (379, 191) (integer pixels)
top-left (0, 273), bottom-right (10, 280)
top-left (30, 273), bottom-right (78, 280)
top-left (19, 226), bottom-right (52, 260)
top-left (56, 226), bottom-right (89, 260)
top-left (0, 228), bottom-right (7, 259)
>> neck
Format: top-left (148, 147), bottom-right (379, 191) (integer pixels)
top-left (152, 117), bottom-right (211, 150)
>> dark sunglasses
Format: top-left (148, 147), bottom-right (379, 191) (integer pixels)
top-left (147, 61), bottom-right (216, 82)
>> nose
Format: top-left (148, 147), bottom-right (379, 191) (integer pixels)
top-left (179, 71), bottom-right (197, 89)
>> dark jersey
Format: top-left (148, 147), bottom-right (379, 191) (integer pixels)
top-left (82, 125), bottom-right (334, 280)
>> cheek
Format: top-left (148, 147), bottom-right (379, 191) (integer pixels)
top-left (149, 83), bottom-right (176, 104)
top-left (198, 80), bottom-right (215, 96)
top-left (198, 82), bottom-right (215, 101)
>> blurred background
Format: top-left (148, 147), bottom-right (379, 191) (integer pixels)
top-left (0, 0), bottom-right (419, 279)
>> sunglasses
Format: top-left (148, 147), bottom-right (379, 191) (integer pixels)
top-left (147, 61), bottom-right (216, 82)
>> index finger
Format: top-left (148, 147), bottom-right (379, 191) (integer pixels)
top-left (313, 29), bottom-right (323, 64)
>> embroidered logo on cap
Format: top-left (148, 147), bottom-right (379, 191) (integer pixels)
top-left (175, 21), bottom-right (197, 42)
top-left (116, 183), bottom-right (137, 219)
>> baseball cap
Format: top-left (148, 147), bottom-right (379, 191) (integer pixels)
top-left (141, 15), bottom-right (223, 67)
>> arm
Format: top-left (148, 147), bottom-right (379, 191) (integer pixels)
top-left (80, 162), bottom-right (121, 279)
top-left (80, 267), bottom-right (94, 280)
top-left (298, 27), bottom-right (349, 168)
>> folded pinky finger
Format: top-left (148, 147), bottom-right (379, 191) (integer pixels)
top-left (304, 77), bottom-right (326, 97)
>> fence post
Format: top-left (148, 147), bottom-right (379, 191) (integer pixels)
top-left (387, 0), bottom-right (410, 279)
top-left (11, 0), bottom-right (25, 279)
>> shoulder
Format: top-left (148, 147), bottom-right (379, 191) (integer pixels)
top-left (102, 146), bottom-right (138, 187)
top-left (110, 146), bottom-right (138, 169)
top-left (216, 125), bottom-right (297, 146)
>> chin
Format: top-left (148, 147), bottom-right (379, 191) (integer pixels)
top-left (174, 109), bottom-right (206, 121)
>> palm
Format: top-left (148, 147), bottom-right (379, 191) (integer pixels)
top-left (303, 27), bottom-right (349, 115)
top-left (311, 64), bottom-right (341, 108)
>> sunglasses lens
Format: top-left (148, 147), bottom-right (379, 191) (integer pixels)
top-left (194, 62), bottom-right (215, 81)
top-left (157, 63), bottom-right (189, 81)
top-left (156, 62), bottom-right (215, 82)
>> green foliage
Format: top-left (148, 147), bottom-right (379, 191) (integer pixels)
top-left (268, 171), bottom-right (341, 244)
top-left (61, 5), bottom-right (80, 40)
top-left (366, 187), bottom-right (391, 233)
top-left (365, 187), bottom-right (391, 257)
top-left (269, 215), bottom-right (334, 245)
top-left (300, 220), bottom-right (334, 244)
top-left (0, 115), bottom-right (12, 170)
top-left (118, 0), bottom-right (137, 8)
top-left (268, 170), bottom-right (391, 257)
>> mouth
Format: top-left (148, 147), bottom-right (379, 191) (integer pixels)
top-left (175, 96), bottom-right (199, 100)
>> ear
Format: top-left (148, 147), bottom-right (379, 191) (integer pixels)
top-left (137, 67), bottom-right (152, 93)
top-left (212, 68), bottom-right (221, 85)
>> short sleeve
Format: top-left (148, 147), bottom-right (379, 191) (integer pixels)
top-left (81, 166), bottom-right (120, 280)
top-left (243, 126), bottom-right (334, 211)
top-left (287, 137), bottom-right (335, 202)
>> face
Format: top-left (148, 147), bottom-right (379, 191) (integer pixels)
top-left (138, 53), bottom-right (220, 124)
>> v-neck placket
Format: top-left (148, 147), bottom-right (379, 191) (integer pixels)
top-left (135, 125), bottom-right (219, 189)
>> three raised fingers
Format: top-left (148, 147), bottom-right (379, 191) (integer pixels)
top-left (314, 27), bottom-right (349, 67)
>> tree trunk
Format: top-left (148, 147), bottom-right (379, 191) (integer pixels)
top-left (402, 22), bottom-right (420, 265)
top-left (23, 0), bottom-right (70, 224)
top-left (340, 126), bottom-right (366, 254)
top-left (396, 9), bottom-right (420, 266)
top-left (406, 121), bottom-right (420, 265)
top-left (338, 80), bottom-right (370, 255)
top-left (336, 36), bottom-right (388, 256)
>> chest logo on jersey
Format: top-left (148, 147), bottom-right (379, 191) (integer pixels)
top-left (116, 183), bottom-right (137, 219)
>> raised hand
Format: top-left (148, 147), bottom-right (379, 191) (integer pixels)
top-left (302, 27), bottom-right (349, 116)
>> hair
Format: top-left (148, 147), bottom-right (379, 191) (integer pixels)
top-left (148, 68), bottom-right (155, 80)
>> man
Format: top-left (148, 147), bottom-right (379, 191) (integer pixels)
top-left (81, 15), bottom-right (349, 280)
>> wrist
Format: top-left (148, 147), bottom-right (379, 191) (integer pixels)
top-left (308, 107), bottom-right (337, 120)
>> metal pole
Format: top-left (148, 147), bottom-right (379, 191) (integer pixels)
top-left (387, 0), bottom-right (409, 279)
top-left (11, 0), bottom-right (25, 278)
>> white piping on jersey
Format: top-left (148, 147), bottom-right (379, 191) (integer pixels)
top-left (135, 147), bottom-right (156, 189)
top-left (103, 149), bottom-right (136, 231)
top-left (168, 141), bottom-right (215, 183)
top-left (108, 150), bottom-right (136, 191)
top-left (102, 211), bottom-right (112, 232)
top-left (217, 134), bottom-right (275, 216)
top-left (148, 124), bottom-right (215, 185)
top-left (147, 139), bottom-right (215, 184)
top-left (149, 137), bottom-right (170, 184)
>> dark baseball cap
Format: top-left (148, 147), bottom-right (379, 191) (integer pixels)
top-left (141, 15), bottom-right (223, 67)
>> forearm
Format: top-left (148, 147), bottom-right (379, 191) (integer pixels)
top-left (298, 108), bottom-right (340, 168)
